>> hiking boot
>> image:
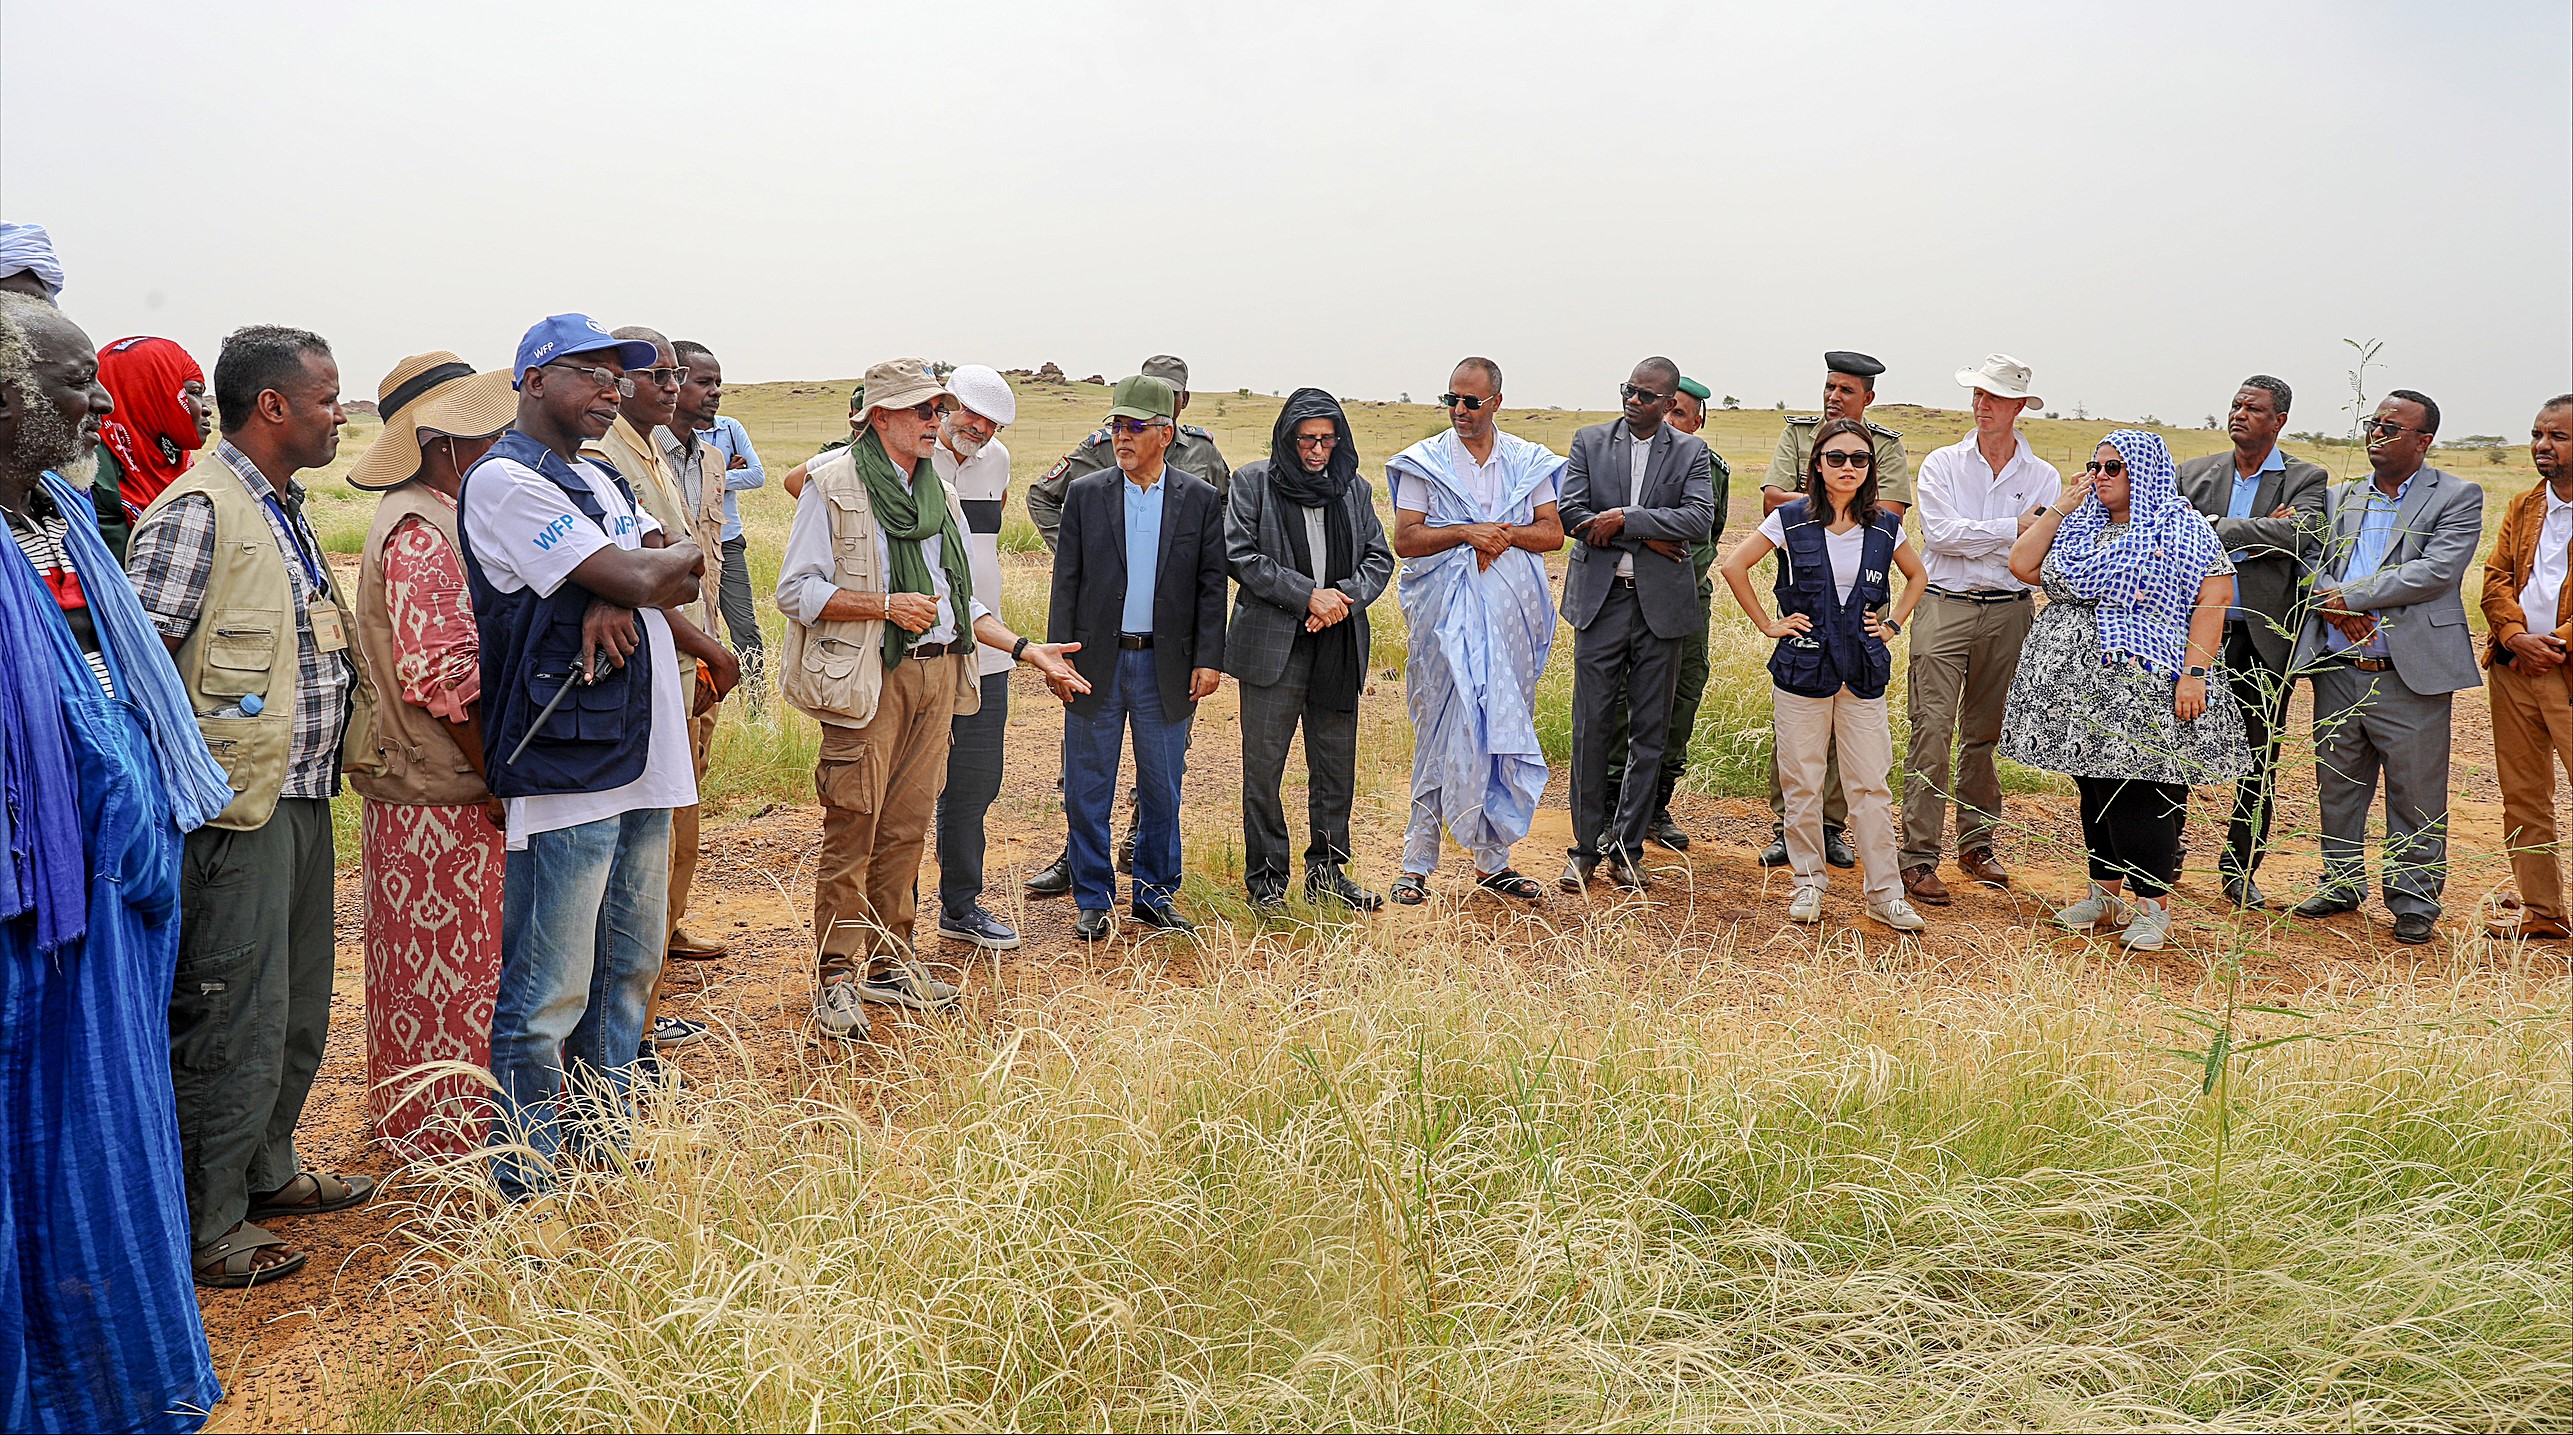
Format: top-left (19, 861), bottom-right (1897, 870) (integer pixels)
top-left (2054, 882), bottom-right (2129, 931)
top-left (1901, 864), bottom-right (1952, 906)
top-left (857, 963), bottom-right (961, 1011)
top-left (1957, 847), bottom-right (2011, 889)
top-left (1647, 809), bottom-right (1692, 851)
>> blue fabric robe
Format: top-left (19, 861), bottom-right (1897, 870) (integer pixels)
top-left (0, 476), bottom-right (222, 1433)
top-left (1390, 429), bottom-right (1564, 854)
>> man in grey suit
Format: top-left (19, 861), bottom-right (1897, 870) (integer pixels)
top-left (2176, 375), bottom-right (2330, 908)
top-left (2288, 389), bottom-right (2482, 945)
top-left (1224, 388), bottom-right (1395, 912)
top-left (1558, 357), bottom-right (1718, 892)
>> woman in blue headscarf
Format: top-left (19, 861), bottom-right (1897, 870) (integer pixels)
top-left (0, 293), bottom-right (229, 1430)
top-left (2000, 429), bottom-right (2248, 951)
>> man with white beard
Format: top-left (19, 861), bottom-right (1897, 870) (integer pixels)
top-left (927, 366), bottom-right (1025, 950)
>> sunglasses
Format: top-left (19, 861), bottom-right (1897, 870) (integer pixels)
top-left (2083, 459), bottom-right (2128, 477)
top-left (1292, 433), bottom-right (1340, 450)
top-left (1439, 392), bottom-right (1495, 411)
top-left (1109, 417), bottom-right (1171, 437)
top-left (634, 366), bottom-right (692, 388)
top-left (1620, 383), bottom-right (1674, 404)
top-left (1818, 449), bottom-right (1874, 469)
top-left (2364, 416), bottom-right (2428, 437)
top-left (544, 362), bottom-right (636, 398)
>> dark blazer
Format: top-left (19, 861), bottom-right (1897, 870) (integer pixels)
top-left (1049, 464), bottom-right (1228, 718)
top-left (1220, 460), bottom-right (1396, 689)
top-left (2176, 447), bottom-right (2330, 668)
top-left (1557, 418), bottom-right (1716, 638)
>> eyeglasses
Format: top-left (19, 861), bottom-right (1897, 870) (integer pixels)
top-left (1620, 383), bottom-right (1674, 404)
top-left (544, 363), bottom-right (635, 398)
top-left (1818, 449), bottom-right (1875, 469)
top-left (2364, 416), bottom-right (2428, 437)
top-left (1292, 433), bottom-right (1340, 450)
top-left (1439, 392), bottom-right (1495, 411)
top-left (1108, 417), bottom-right (1171, 437)
top-left (2083, 459), bottom-right (2128, 477)
top-left (634, 366), bottom-right (692, 388)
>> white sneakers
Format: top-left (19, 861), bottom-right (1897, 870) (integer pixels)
top-left (2054, 883), bottom-right (2131, 931)
top-left (1787, 886), bottom-right (1928, 933)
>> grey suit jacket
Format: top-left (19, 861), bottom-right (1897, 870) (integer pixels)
top-left (1557, 419), bottom-right (1716, 638)
top-left (2288, 464), bottom-right (2484, 696)
top-left (2176, 448), bottom-right (2331, 668)
top-left (1220, 460), bottom-right (1395, 689)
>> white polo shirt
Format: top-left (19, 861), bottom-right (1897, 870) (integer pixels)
top-left (934, 435), bottom-right (1015, 678)
top-left (462, 451), bottom-right (698, 849)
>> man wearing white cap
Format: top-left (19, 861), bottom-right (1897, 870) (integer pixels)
top-left (929, 366), bottom-right (1027, 951)
top-left (775, 358), bottom-right (1083, 1040)
top-left (1900, 355), bottom-right (2062, 906)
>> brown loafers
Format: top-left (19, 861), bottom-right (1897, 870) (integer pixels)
top-left (1901, 864), bottom-right (1952, 906)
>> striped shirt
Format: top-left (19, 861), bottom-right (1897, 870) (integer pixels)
top-left (126, 441), bottom-right (353, 799)
top-left (5, 486), bottom-right (114, 697)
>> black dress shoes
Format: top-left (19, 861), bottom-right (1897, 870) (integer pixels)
top-left (1607, 850), bottom-right (1650, 891)
top-left (2223, 872), bottom-right (2270, 909)
top-left (1025, 850), bottom-right (1073, 899)
top-left (1307, 870), bottom-right (1384, 912)
top-left (1646, 809), bottom-right (1691, 851)
top-left (1130, 902), bottom-right (1197, 936)
top-left (1559, 854), bottom-right (1596, 892)
top-left (1758, 826), bottom-right (1790, 868)
top-left (1822, 827), bottom-right (1856, 870)
top-left (2391, 912), bottom-right (2437, 945)
top-left (1072, 908), bottom-right (1113, 942)
top-left (2292, 890), bottom-right (2362, 919)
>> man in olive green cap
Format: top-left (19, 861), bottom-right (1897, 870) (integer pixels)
top-left (1046, 374), bottom-right (1229, 942)
top-left (1025, 354), bottom-right (1232, 897)
top-left (1602, 374), bottom-right (1729, 849)
top-left (1755, 351), bottom-right (1913, 869)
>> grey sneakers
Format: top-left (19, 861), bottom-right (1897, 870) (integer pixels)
top-left (2120, 898), bottom-right (2171, 950)
top-left (812, 980), bottom-right (869, 1042)
top-left (2054, 882), bottom-right (2130, 931)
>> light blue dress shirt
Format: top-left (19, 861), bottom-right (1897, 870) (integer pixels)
top-left (2327, 469), bottom-right (2418, 658)
top-left (703, 415), bottom-right (764, 543)
top-left (1121, 470), bottom-right (1167, 634)
top-left (2223, 446), bottom-right (2286, 620)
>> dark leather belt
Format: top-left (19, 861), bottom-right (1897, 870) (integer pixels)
top-left (906, 640), bottom-right (959, 661)
top-left (1118, 632), bottom-right (1154, 650)
top-left (2329, 655), bottom-right (2395, 673)
top-left (1928, 587), bottom-right (2030, 604)
top-left (1610, 574), bottom-right (1638, 589)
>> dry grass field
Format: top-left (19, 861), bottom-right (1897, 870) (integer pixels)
top-left (219, 376), bottom-right (2569, 1433)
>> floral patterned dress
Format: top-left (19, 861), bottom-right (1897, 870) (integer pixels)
top-left (1998, 525), bottom-right (2251, 786)
top-left (361, 511), bottom-right (503, 1157)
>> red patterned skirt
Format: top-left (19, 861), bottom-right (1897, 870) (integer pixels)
top-left (360, 799), bottom-right (504, 1157)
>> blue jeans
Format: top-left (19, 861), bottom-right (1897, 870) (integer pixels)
top-left (1065, 647), bottom-right (1192, 911)
top-left (487, 806), bottom-right (670, 1201)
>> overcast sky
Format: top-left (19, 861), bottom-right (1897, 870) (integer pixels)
top-left (5, 1), bottom-right (2566, 435)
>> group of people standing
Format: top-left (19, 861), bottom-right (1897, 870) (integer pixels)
top-left (3, 208), bottom-right (2572, 1433)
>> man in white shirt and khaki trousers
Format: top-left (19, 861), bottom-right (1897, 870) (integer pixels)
top-left (1901, 356), bottom-right (2063, 906)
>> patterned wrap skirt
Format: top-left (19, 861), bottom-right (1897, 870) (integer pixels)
top-left (360, 799), bottom-right (503, 1157)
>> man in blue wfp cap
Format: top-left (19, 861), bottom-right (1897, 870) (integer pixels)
top-left (456, 314), bottom-right (708, 1211)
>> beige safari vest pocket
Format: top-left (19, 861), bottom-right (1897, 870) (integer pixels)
top-left (199, 609), bottom-right (281, 702)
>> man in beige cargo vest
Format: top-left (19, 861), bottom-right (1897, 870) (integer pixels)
top-left (586, 326), bottom-right (740, 1055)
top-left (126, 324), bottom-right (383, 1285)
top-left (774, 356), bottom-right (1085, 1042)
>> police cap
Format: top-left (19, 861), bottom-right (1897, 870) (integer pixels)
top-left (1823, 350), bottom-right (1885, 380)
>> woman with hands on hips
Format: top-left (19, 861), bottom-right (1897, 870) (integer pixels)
top-left (1998, 429), bottom-right (2247, 951)
top-left (1720, 417), bottom-right (1928, 932)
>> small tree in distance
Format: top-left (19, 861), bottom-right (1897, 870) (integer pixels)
top-left (1723, 394), bottom-right (1740, 409)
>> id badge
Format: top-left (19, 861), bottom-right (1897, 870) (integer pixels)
top-left (309, 603), bottom-right (350, 654)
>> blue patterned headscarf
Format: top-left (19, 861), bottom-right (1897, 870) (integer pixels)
top-left (2048, 429), bottom-right (2228, 677)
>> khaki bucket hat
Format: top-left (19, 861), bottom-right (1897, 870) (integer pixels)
top-left (851, 356), bottom-right (948, 424)
top-left (347, 352), bottom-right (517, 490)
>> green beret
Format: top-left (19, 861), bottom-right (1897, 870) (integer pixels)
top-left (1676, 376), bottom-right (1711, 402)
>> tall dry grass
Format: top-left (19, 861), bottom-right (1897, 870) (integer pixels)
top-left (361, 923), bottom-right (2569, 1432)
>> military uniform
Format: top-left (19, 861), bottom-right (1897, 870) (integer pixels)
top-left (1603, 451), bottom-right (1730, 820)
top-left (1763, 415), bottom-right (1913, 507)
top-left (1027, 423), bottom-right (1230, 550)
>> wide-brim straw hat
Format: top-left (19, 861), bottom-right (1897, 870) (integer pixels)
top-left (347, 352), bottom-right (518, 491)
top-left (850, 356), bottom-right (948, 424)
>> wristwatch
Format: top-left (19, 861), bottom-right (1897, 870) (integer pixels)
top-left (2184, 665), bottom-right (2210, 678)
top-left (1881, 617), bottom-right (1902, 636)
top-left (1011, 635), bottom-right (1032, 664)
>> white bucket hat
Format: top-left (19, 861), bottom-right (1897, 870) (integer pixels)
top-left (946, 364), bottom-right (1016, 426)
top-left (1955, 353), bottom-right (2041, 406)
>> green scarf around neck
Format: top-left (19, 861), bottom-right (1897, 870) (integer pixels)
top-left (853, 428), bottom-right (975, 666)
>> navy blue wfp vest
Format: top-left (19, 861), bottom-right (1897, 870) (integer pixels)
top-left (454, 430), bottom-right (658, 798)
top-left (1768, 498), bottom-right (1899, 700)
